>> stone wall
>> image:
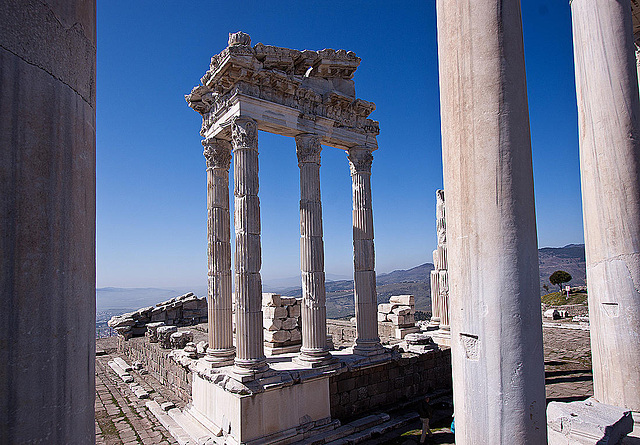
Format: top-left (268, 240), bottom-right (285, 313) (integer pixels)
top-left (118, 335), bottom-right (193, 404)
top-left (329, 348), bottom-right (452, 421)
top-left (109, 292), bottom-right (207, 339)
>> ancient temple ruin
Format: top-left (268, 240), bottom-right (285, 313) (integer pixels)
top-left (429, 190), bottom-right (450, 346)
top-left (181, 32), bottom-right (393, 443)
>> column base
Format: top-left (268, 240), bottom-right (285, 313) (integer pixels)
top-left (232, 357), bottom-right (271, 382)
top-left (352, 338), bottom-right (386, 357)
top-left (205, 347), bottom-right (235, 368)
top-left (294, 349), bottom-right (339, 369)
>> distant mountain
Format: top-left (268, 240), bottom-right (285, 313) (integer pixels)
top-left (538, 244), bottom-right (586, 292)
top-left (97, 244), bottom-right (587, 322)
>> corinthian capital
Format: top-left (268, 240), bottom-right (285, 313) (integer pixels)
top-left (295, 134), bottom-right (322, 166)
top-left (203, 138), bottom-right (232, 170)
top-left (231, 117), bottom-right (258, 150)
top-left (347, 147), bottom-right (373, 175)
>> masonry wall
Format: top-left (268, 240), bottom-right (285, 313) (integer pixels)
top-left (119, 336), bottom-right (192, 404)
top-left (329, 348), bottom-right (452, 421)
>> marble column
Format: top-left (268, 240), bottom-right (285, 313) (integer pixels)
top-left (436, 1), bottom-right (547, 443)
top-left (348, 147), bottom-right (384, 356)
top-left (295, 134), bottom-right (333, 365)
top-left (1, 1), bottom-right (96, 443)
top-left (203, 138), bottom-right (235, 366)
top-left (572, 0), bottom-right (640, 411)
top-left (231, 117), bottom-right (269, 377)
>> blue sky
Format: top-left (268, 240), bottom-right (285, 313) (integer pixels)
top-left (96, 1), bottom-right (583, 288)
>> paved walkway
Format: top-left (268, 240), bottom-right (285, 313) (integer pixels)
top-left (95, 338), bottom-right (179, 445)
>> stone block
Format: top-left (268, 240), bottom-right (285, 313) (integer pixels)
top-left (290, 327), bottom-right (302, 342)
top-left (263, 317), bottom-right (283, 331)
top-left (392, 306), bottom-right (412, 316)
top-left (262, 293), bottom-right (282, 307)
top-left (377, 312), bottom-right (388, 322)
top-left (280, 296), bottom-right (297, 306)
top-left (547, 398), bottom-right (634, 445)
top-left (288, 304), bottom-right (301, 318)
top-left (264, 330), bottom-right (291, 343)
top-left (378, 303), bottom-right (395, 314)
top-left (544, 309), bottom-right (561, 320)
top-left (389, 295), bottom-right (414, 306)
top-left (157, 326), bottom-right (178, 349)
top-left (281, 317), bottom-right (298, 330)
top-left (263, 306), bottom-right (287, 319)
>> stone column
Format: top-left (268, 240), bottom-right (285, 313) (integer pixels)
top-left (203, 138), bottom-right (235, 366)
top-left (572, 0), bottom-right (640, 411)
top-left (348, 147), bottom-right (384, 356)
top-left (295, 134), bottom-right (333, 365)
top-left (0, 1), bottom-right (96, 443)
top-left (231, 117), bottom-right (269, 377)
top-left (436, 1), bottom-right (547, 444)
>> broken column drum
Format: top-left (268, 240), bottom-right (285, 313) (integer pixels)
top-left (436, 1), bottom-right (547, 444)
top-left (571, 0), bottom-right (640, 411)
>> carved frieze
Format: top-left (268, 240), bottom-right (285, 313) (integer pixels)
top-left (202, 138), bottom-right (232, 170)
top-left (186, 33), bottom-right (380, 140)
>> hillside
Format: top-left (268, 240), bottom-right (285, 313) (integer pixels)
top-left (538, 244), bottom-right (586, 292)
top-left (97, 244), bottom-right (587, 323)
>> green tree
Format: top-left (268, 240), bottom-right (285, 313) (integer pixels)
top-left (550, 270), bottom-right (572, 291)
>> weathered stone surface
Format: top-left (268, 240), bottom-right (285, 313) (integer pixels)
top-left (264, 306), bottom-right (287, 319)
top-left (389, 295), bottom-right (414, 306)
top-left (547, 398), bottom-right (633, 445)
top-left (572, 0), bottom-right (640, 412)
top-left (436, 1), bottom-right (547, 443)
top-left (262, 293), bottom-right (282, 307)
top-left (0, 1), bottom-right (96, 443)
top-left (264, 330), bottom-right (291, 343)
top-left (157, 326), bottom-right (178, 349)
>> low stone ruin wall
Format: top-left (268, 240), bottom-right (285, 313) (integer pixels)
top-left (377, 295), bottom-right (420, 339)
top-left (108, 292), bottom-right (207, 339)
top-left (118, 334), bottom-right (195, 404)
top-left (329, 348), bottom-right (452, 421)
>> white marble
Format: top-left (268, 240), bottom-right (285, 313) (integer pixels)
top-left (436, 1), bottom-right (547, 443)
top-left (203, 138), bottom-right (235, 366)
top-left (295, 134), bottom-right (332, 365)
top-left (571, 0), bottom-right (640, 412)
top-left (231, 116), bottom-right (269, 377)
top-left (348, 147), bottom-right (384, 356)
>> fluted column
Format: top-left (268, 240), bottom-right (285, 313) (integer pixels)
top-left (231, 117), bottom-right (268, 377)
top-left (295, 134), bottom-right (333, 365)
top-left (436, 0), bottom-right (547, 443)
top-left (572, 0), bottom-right (640, 411)
top-left (348, 147), bottom-right (384, 356)
top-left (203, 138), bottom-right (235, 366)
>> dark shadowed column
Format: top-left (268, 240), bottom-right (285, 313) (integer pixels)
top-left (572, 0), bottom-right (640, 411)
top-left (0, 0), bottom-right (96, 443)
top-left (436, 1), bottom-right (547, 443)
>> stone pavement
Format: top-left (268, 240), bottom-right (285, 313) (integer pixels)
top-left (95, 337), bottom-right (180, 445)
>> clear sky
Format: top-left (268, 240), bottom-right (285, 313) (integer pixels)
top-left (96, 1), bottom-right (583, 288)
